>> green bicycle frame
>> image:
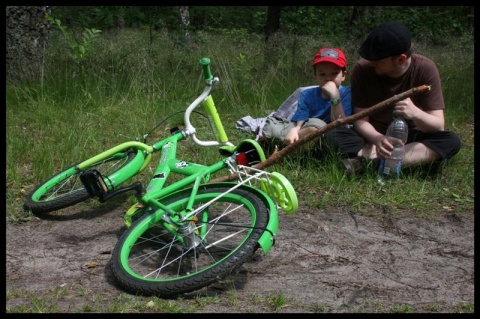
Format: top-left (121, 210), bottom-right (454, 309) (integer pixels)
top-left (76, 123), bottom-right (279, 254)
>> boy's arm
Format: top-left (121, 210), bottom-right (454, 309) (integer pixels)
top-left (322, 81), bottom-right (347, 121)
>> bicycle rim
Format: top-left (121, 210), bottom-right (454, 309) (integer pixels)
top-left (111, 186), bottom-right (269, 297)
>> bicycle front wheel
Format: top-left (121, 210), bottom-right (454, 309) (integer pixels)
top-left (24, 149), bottom-right (140, 214)
top-left (111, 185), bottom-right (270, 297)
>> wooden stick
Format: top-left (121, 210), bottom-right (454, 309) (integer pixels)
top-left (211, 84), bottom-right (431, 182)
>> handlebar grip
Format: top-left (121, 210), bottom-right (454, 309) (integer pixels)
top-left (199, 58), bottom-right (213, 81)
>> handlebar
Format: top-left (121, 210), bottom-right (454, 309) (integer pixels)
top-left (199, 57), bottom-right (213, 81)
top-left (183, 58), bottom-right (234, 147)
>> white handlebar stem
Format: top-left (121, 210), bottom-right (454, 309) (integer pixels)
top-left (183, 77), bottom-right (234, 147)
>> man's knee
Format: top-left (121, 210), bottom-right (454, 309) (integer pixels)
top-left (448, 131), bottom-right (462, 157)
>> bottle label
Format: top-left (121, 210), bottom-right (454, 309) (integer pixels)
top-left (379, 159), bottom-right (385, 172)
top-left (380, 158), bottom-right (402, 177)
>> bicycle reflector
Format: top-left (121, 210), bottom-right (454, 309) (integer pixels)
top-left (225, 139), bottom-right (266, 167)
top-left (236, 152), bottom-right (249, 166)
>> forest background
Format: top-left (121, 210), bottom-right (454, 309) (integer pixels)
top-left (6, 6), bottom-right (474, 84)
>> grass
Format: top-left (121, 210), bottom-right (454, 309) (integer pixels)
top-left (7, 29), bottom-right (474, 221)
top-left (266, 291), bottom-right (289, 312)
top-left (6, 29), bottom-right (474, 313)
top-left (6, 285), bottom-right (474, 314)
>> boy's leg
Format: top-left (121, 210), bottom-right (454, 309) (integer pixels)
top-left (323, 127), bottom-right (367, 176)
top-left (298, 118), bottom-right (327, 150)
top-left (261, 117), bottom-right (295, 147)
top-left (323, 126), bottom-right (365, 158)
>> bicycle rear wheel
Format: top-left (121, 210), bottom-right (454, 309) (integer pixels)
top-left (24, 149), bottom-right (140, 214)
top-left (111, 185), bottom-right (270, 297)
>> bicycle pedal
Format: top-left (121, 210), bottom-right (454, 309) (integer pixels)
top-left (79, 169), bottom-right (108, 198)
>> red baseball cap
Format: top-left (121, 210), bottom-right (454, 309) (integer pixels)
top-left (312, 48), bottom-right (347, 68)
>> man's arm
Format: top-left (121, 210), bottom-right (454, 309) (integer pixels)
top-left (352, 108), bottom-right (383, 145)
top-left (394, 98), bottom-right (445, 132)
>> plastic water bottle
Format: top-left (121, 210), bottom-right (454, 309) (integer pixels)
top-left (377, 116), bottom-right (408, 186)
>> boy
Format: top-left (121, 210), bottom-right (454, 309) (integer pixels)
top-left (262, 47), bottom-right (351, 147)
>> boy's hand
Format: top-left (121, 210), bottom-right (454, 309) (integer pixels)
top-left (284, 126), bottom-right (300, 145)
top-left (321, 81), bottom-right (340, 100)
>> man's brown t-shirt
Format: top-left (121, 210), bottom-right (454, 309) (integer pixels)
top-left (351, 54), bottom-right (444, 134)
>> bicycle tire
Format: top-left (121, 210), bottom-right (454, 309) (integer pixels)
top-left (24, 149), bottom-right (140, 214)
top-left (111, 185), bottom-right (270, 297)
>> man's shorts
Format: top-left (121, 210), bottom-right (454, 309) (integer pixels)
top-left (262, 117), bottom-right (327, 141)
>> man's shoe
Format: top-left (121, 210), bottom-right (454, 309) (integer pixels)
top-left (341, 157), bottom-right (364, 176)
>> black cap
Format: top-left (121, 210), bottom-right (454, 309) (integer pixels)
top-left (359, 21), bottom-right (412, 61)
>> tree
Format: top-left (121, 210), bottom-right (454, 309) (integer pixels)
top-left (6, 6), bottom-right (51, 84)
top-left (264, 6), bottom-right (281, 42)
top-left (179, 6), bottom-right (191, 43)
top-left (263, 6), bottom-right (282, 70)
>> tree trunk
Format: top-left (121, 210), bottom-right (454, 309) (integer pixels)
top-left (116, 6), bottom-right (125, 30)
top-left (264, 6), bottom-right (281, 42)
top-left (263, 6), bottom-right (282, 70)
top-left (6, 6), bottom-right (51, 84)
top-left (179, 6), bottom-right (191, 44)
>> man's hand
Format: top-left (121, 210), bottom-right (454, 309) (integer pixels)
top-left (393, 98), bottom-right (419, 120)
top-left (375, 135), bottom-right (406, 159)
top-left (394, 98), bottom-right (445, 131)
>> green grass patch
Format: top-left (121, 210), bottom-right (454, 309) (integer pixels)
top-left (7, 30), bottom-right (474, 223)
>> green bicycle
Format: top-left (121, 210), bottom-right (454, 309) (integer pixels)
top-left (23, 58), bottom-right (298, 297)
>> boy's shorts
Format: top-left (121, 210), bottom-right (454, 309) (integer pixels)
top-left (262, 117), bottom-right (327, 141)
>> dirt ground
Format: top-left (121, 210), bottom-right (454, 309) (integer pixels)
top-left (6, 199), bottom-right (474, 313)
